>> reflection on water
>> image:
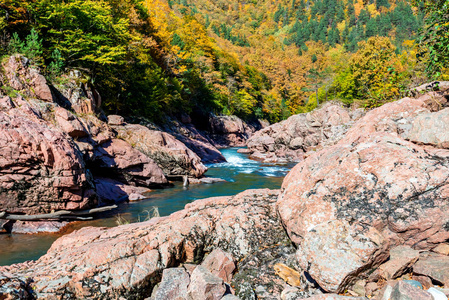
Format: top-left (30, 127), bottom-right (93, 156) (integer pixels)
top-left (0, 148), bottom-right (295, 266)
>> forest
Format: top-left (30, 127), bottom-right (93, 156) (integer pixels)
top-left (0, 0), bottom-right (448, 123)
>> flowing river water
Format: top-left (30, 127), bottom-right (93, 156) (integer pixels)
top-left (0, 148), bottom-right (295, 266)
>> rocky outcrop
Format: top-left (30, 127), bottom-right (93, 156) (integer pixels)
top-left (91, 138), bottom-right (168, 188)
top-left (115, 124), bottom-right (207, 178)
top-left (0, 189), bottom-right (309, 299)
top-left (208, 115), bottom-right (265, 148)
top-left (1, 55), bottom-right (53, 102)
top-left (0, 97), bottom-right (96, 215)
top-left (245, 103), bottom-right (364, 162)
top-left (277, 93), bottom-right (449, 293)
top-left (161, 119), bottom-right (226, 163)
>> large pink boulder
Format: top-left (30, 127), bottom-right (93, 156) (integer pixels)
top-left (0, 103), bottom-right (96, 214)
top-left (92, 138), bottom-right (168, 187)
top-left (115, 124), bottom-right (207, 178)
top-left (277, 94), bottom-right (449, 292)
top-left (54, 107), bottom-right (88, 138)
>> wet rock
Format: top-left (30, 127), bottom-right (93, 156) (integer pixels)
top-left (54, 107), bottom-right (88, 138)
top-left (107, 115), bottom-right (125, 126)
top-left (390, 281), bottom-right (433, 300)
top-left (92, 138), bottom-right (168, 187)
top-left (187, 265), bottom-right (226, 300)
top-left (0, 189), bottom-right (283, 299)
top-left (188, 177), bottom-right (226, 184)
top-left (277, 95), bottom-right (449, 293)
top-left (10, 221), bottom-right (69, 234)
top-left (115, 124), bottom-right (207, 178)
top-left (151, 268), bottom-right (190, 300)
top-left (94, 177), bottom-right (151, 203)
top-left (201, 249), bottom-right (235, 282)
top-left (413, 253), bottom-right (449, 286)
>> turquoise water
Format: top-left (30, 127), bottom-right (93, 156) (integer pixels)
top-left (0, 148), bottom-right (294, 266)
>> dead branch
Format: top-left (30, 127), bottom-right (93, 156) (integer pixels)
top-left (0, 205), bottom-right (118, 221)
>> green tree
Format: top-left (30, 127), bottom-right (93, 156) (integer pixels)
top-left (412, 0), bottom-right (449, 77)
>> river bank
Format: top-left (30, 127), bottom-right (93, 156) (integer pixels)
top-left (0, 148), bottom-right (294, 266)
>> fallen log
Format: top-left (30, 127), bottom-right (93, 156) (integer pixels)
top-left (0, 205), bottom-right (118, 221)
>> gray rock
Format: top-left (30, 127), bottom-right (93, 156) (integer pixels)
top-left (390, 281), bottom-right (433, 300)
top-left (152, 268), bottom-right (190, 300)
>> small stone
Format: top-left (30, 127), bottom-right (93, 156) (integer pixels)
top-left (433, 244), bottom-right (449, 256)
top-left (221, 295), bottom-right (240, 300)
top-left (390, 281), bottom-right (433, 300)
top-left (427, 287), bottom-right (448, 300)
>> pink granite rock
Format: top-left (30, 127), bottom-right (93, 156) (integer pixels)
top-left (2, 55), bottom-right (53, 102)
top-left (115, 124), bottom-right (207, 178)
top-left (92, 138), bottom-right (168, 187)
top-left (54, 107), bottom-right (88, 138)
top-left (187, 265), bottom-right (226, 300)
top-left (0, 189), bottom-right (281, 298)
top-left (201, 249), bottom-right (235, 283)
top-left (413, 253), bottom-right (449, 286)
top-left (278, 95), bottom-right (449, 292)
top-left (246, 103), bottom-right (362, 162)
top-left (0, 108), bottom-right (96, 214)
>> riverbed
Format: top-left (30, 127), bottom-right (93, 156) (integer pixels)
top-left (0, 148), bottom-right (294, 266)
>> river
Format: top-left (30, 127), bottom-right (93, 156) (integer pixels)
top-left (0, 148), bottom-right (294, 266)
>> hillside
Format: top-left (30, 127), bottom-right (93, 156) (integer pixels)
top-left (0, 0), bottom-right (447, 123)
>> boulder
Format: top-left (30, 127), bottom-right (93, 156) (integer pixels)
top-left (208, 115), bottom-right (259, 148)
top-left (52, 69), bottom-right (101, 115)
top-left (115, 124), bottom-right (207, 178)
top-left (92, 138), bottom-right (168, 187)
top-left (0, 107), bottom-right (96, 215)
top-left (151, 268), bottom-right (190, 300)
top-left (378, 246), bottom-right (420, 280)
top-left (201, 249), bottom-right (235, 283)
top-left (54, 107), bottom-right (88, 138)
top-left (433, 244), bottom-right (449, 256)
top-left (94, 177), bottom-right (151, 203)
top-left (10, 221), bottom-right (69, 234)
top-left (0, 189), bottom-right (285, 299)
top-left (277, 95), bottom-right (449, 292)
top-left (413, 253), bottom-right (449, 286)
top-left (107, 115), bottom-right (125, 126)
top-left (246, 103), bottom-right (362, 163)
top-left (187, 265), bottom-right (226, 300)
